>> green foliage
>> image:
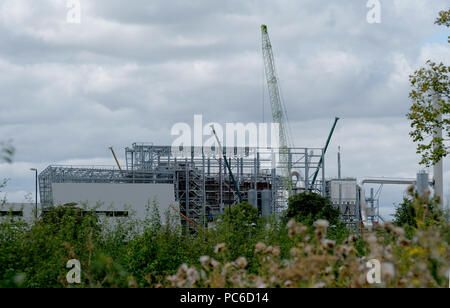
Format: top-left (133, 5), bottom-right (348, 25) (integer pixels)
top-left (435, 9), bottom-right (450, 42)
top-left (1, 194), bottom-right (448, 288)
top-left (285, 192), bottom-right (348, 242)
top-left (285, 192), bottom-right (339, 225)
top-left (215, 202), bottom-right (262, 269)
top-left (393, 198), bottom-right (417, 230)
top-left (407, 10), bottom-right (450, 166)
top-left (393, 186), bottom-right (445, 240)
top-left (0, 140), bottom-right (14, 164)
top-left (219, 202), bottom-right (259, 229)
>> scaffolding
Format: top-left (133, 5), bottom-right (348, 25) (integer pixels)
top-left (39, 143), bottom-right (326, 228)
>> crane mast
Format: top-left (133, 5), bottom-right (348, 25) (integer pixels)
top-left (261, 25), bottom-right (290, 176)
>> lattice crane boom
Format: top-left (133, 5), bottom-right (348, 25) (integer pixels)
top-left (261, 24), bottom-right (290, 173)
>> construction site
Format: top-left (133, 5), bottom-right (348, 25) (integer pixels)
top-left (35, 25), bottom-right (430, 232)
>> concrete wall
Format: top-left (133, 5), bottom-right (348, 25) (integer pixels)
top-left (0, 203), bottom-right (36, 223)
top-left (52, 183), bottom-right (178, 223)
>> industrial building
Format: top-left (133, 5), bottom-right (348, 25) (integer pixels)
top-left (32, 24), bottom-right (429, 232)
top-left (39, 143), bottom-right (327, 229)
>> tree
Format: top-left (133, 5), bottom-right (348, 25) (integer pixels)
top-left (285, 192), bottom-right (340, 226)
top-left (220, 201), bottom-right (259, 229)
top-left (393, 197), bottom-right (417, 228)
top-left (0, 140), bottom-right (14, 205)
top-left (216, 202), bottom-right (261, 261)
top-left (393, 187), bottom-right (444, 238)
top-left (407, 9), bottom-right (450, 166)
top-left (0, 140), bottom-right (14, 164)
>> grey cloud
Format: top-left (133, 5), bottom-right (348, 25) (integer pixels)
top-left (0, 0), bottom-right (449, 218)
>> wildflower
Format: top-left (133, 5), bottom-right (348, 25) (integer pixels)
top-left (347, 234), bottom-right (358, 243)
top-left (314, 219), bottom-right (329, 229)
top-left (187, 266), bottom-right (200, 285)
top-left (397, 236), bottom-right (410, 247)
top-left (200, 255), bottom-right (210, 267)
top-left (284, 280), bottom-right (293, 287)
top-left (383, 222), bottom-right (395, 233)
top-left (223, 262), bottom-right (235, 273)
top-left (179, 264), bottom-right (188, 274)
top-left (393, 227), bottom-right (405, 236)
top-left (255, 277), bottom-right (267, 288)
top-left (214, 242), bottom-right (227, 254)
top-left (313, 282), bottom-right (326, 288)
top-left (366, 234), bottom-right (377, 245)
top-left (255, 242), bottom-right (267, 254)
top-left (382, 262), bottom-right (395, 280)
top-left (128, 278), bottom-right (138, 288)
top-left (210, 258), bottom-right (220, 268)
top-left (409, 247), bottom-right (425, 256)
top-left (296, 225), bottom-right (308, 236)
top-left (407, 185), bottom-right (415, 195)
top-left (287, 219), bottom-right (296, 229)
top-left (321, 239), bottom-right (336, 249)
top-left (272, 247), bottom-right (281, 257)
top-left (290, 247), bottom-right (299, 257)
top-left (235, 257), bottom-right (248, 269)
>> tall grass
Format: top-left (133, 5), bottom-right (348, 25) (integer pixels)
top-left (0, 193), bottom-right (448, 288)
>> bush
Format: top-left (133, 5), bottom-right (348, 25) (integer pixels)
top-left (285, 192), bottom-right (348, 242)
top-left (0, 193), bottom-right (448, 288)
top-left (285, 192), bottom-right (340, 225)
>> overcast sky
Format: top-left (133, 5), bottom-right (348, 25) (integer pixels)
top-left (0, 0), bottom-right (449, 220)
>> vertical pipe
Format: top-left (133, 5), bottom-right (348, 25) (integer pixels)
top-left (35, 169), bottom-right (38, 219)
top-left (240, 158), bottom-right (243, 177)
top-left (236, 156), bottom-right (239, 184)
top-left (304, 149), bottom-right (309, 190)
top-left (288, 148), bottom-right (292, 197)
top-left (322, 150), bottom-right (326, 197)
top-left (219, 158), bottom-right (223, 213)
top-left (338, 147), bottom-right (342, 213)
top-left (254, 156), bottom-right (257, 190)
top-left (416, 171), bottom-right (429, 197)
top-left (185, 158), bottom-right (189, 226)
top-left (370, 188), bottom-right (374, 222)
top-left (202, 153), bottom-right (206, 227)
top-left (132, 152), bottom-right (135, 183)
top-left (271, 167), bottom-right (276, 214)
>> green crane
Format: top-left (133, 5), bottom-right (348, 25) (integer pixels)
top-left (310, 117), bottom-right (340, 191)
top-left (261, 25), bottom-right (292, 179)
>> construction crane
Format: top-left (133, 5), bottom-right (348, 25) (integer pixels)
top-left (310, 117), bottom-right (340, 190)
top-left (261, 24), bottom-right (297, 192)
top-left (210, 125), bottom-right (243, 203)
top-left (261, 25), bottom-right (290, 166)
top-left (109, 146), bottom-right (123, 171)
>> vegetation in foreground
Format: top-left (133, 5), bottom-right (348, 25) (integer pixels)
top-left (0, 188), bottom-right (449, 288)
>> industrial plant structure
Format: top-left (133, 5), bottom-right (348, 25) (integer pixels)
top-left (38, 143), bottom-right (328, 229)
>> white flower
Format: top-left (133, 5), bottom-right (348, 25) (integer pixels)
top-left (235, 257), bottom-right (248, 269)
top-left (200, 255), bottom-right (210, 267)
top-left (314, 219), bottom-right (329, 229)
top-left (382, 262), bottom-right (395, 280)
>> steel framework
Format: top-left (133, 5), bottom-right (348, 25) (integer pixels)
top-left (39, 143), bottom-right (326, 228)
